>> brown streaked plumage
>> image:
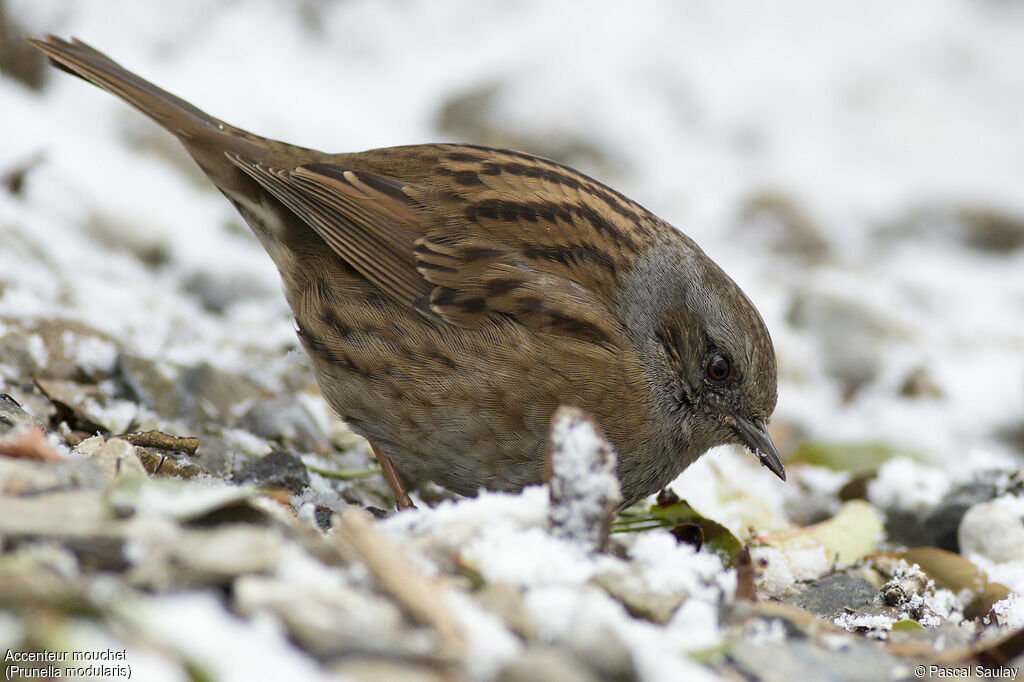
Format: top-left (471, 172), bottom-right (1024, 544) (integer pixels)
top-left (30, 36), bottom-right (785, 508)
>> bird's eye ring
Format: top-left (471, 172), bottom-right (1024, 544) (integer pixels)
top-left (706, 353), bottom-right (731, 381)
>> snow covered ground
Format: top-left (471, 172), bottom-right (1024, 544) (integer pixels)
top-left (2, 0), bottom-right (1023, 680)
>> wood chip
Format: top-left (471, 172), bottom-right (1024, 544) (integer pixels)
top-left (333, 508), bottom-right (464, 656)
top-left (121, 430), bottom-right (199, 454)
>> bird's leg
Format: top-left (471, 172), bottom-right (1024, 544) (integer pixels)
top-left (371, 443), bottom-right (416, 510)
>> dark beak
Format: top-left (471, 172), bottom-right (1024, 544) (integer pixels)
top-left (732, 415), bottom-right (786, 481)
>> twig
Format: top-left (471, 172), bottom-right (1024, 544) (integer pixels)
top-left (333, 509), bottom-right (464, 656)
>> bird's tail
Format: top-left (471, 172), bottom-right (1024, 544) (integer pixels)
top-left (28, 35), bottom-right (234, 140)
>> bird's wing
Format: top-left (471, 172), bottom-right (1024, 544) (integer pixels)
top-left (227, 154), bottom-right (431, 310)
top-left (228, 145), bottom-right (662, 347)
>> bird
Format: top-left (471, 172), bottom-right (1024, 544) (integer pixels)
top-left (29, 35), bottom-right (784, 509)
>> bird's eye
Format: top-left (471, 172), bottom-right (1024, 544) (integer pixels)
top-left (706, 353), bottom-right (731, 381)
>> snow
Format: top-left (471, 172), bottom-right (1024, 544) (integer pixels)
top-left (958, 497), bottom-right (1024, 564)
top-left (381, 485), bottom-right (735, 671)
top-left (547, 407), bottom-right (621, 547)
top-left (992, 592), bottom-right (1024, 630)
top-left (443, 591), bottom-right (523, 680)
top-left (60, 331), bottom-right (119, 375)
top-left (751, 544), bottom-right (831, 599)
top-left (133, 592), bottom-right (336, 682)
top-left (833, 612), bottom-right (896, 639)
top-left (867, 458), bottom-right (953, 514)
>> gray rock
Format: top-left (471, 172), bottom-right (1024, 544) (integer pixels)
top-left (921, 470), bottom-right (1009, 552)
top-left (591, 570), bottom-right (688, 625)
top-left (82, 437), bottom-right (148, 479)
top-left (883, 204), bottom-right (1024, 254)
top-left (237, 395), bottom-right (328, 453)
top-left (728, 638), bottom-right (913, 682)
top-left (329, 658), bottom-right (448, 682)
top-left (182, 270), bottom-right (271, 314)
top-left (179, 362), bottom-right (264, 426)
top-left (233, 450), bottom-right (310, 493)
top-left (0, 317), bottom-right (119, 382)
top-left (0, 456), bottom-right (108, 496)
top-left (0, 393), bottom-right (46, 434)
top-left (113, 353), bottom-right (188, 420)
top-left (233, 574), bottom-right (434, 660)
top-left (791, 573), bottom-right (878, 620)
top-left (130, 525), bottom-right (284, 589)
top-left (564, 606), bottom-right (635, 681)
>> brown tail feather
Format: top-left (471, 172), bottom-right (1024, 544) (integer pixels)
top-left (27, 35), bottom-right (323, 208)
top-left (27, 35), bottom-right (235, 138)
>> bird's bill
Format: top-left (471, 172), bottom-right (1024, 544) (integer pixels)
top-left (732, 415), bottom-right (786, 481)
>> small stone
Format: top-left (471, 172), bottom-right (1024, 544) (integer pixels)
top-left (172, 525), bottom-right (283, 583)
top-left (435, 80), bottom-right (614, 178)
top-left (958, 501), bottom-right (1024, 563)
top-left (0, 457), bottom-right (107, 496)
top-left (34, 378), bottom-right (115, 433)
top-left (922, 471), bottom-right (1006, 551)
top-left (182, 270), bottom-right (270, 314)
top-left (473, 582), bottom-right (537, 640)
top-left (233, 574), bottom-right (425, 659)
top-left (885, 204), bottom-right (1024, 254)
top-left (791, 573), bottom-right (879, 620)
top-left (179, 362), bottom-right (264, 426)
top-left (113, 353), bottom-right (188, 420)
top-left (565, 612), bottom-right (635, 681)
top-left (90, 438), bottom-right (147, 478)
top-left (591, 571), bottom-right (687, 624)
top-left (233, 450), bottom-right (310, 492)
top-left (121, 430), bottom-right (199, 454)
top-left (237, 395), bottom-right (328, 453)
top-left (0, 318), bottom-right (119, 382)
top-left (136, 447), bottom-right (206, 479)
top-left (0, 393), bottom-right (46, 435)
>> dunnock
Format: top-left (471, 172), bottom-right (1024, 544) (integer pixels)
top-left (30, 36), bottom-right (784, 508)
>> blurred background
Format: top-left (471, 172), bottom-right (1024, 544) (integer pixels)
top-left (2, 0), bottom-right (1023, 475)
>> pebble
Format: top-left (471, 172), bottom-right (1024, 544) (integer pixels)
top-left (958, 500), bottom-right (1024, 563)
top-left (233, 450), bottom-right (310, 492)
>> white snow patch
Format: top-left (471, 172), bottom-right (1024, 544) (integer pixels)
top-left (26, 333), bottom-right (48, 367)
top-left (548, 407), bottom-right (621, 547)
top-left (444, 591), bottom-right (522, 679)
top-left (751, 544), bottom-right (831, 598)
top-left (867, 458), bottom-right (951, 513)
top-left (61, 331), bottom-right (119, 374)
top-left (133, 592), bottom-right (334, 682)
top-left (833, 612), bottom-right (895, 639)
top-left (991, 592), bottom-right (1024, 629)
